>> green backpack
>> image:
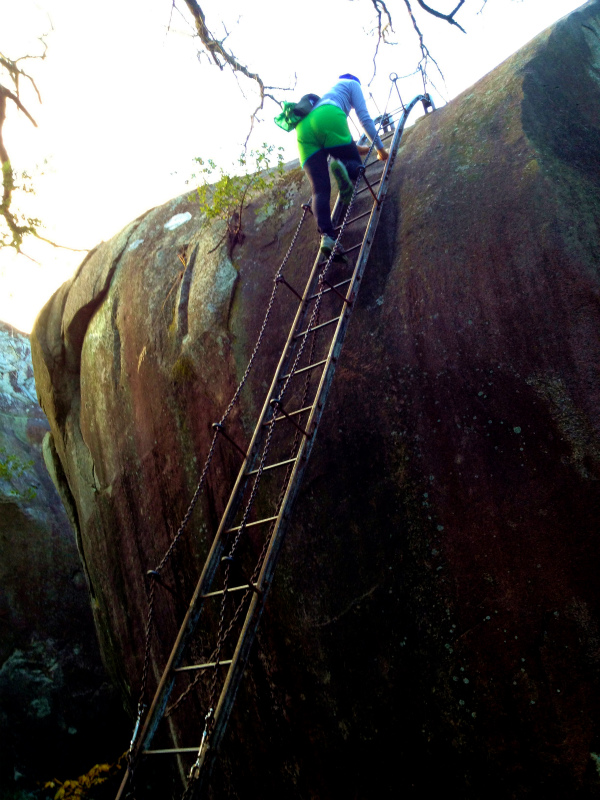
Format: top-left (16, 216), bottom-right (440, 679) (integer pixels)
top-left (274, 93), bottom-right (320, 132)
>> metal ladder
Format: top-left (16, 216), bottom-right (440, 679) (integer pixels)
top-left (116, 91), bottom-right (433, 800)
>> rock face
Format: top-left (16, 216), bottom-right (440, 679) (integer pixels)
top-left (0, 321), bottom-right (126, 794)
top-left (31, 2), bottom-right (600, 797)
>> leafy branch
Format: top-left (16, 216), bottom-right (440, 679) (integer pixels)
top-left (0, 52), bottom-right (41, 254)
top-left (0, 446), bottom-right (36, 501)
top-left (189, 143), bottom-right (286, 256)
top-left (43, 752), bottom-right (126, 799)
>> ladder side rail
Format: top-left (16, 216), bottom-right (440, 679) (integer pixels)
top-left (188, 97), bottom-right (423, 793)
top-left (117, 93), bottom-right (431, 800)
top-left (361, 94), bottom-right (428, 203)
top-left (190, 274), bottom-right (361, 788)
top-left (190, 485), bottom-right (299, 789)
top-left (119, 203), bottom-right (357, 792)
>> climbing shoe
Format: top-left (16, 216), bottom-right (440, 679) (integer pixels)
top-left (320, 233), bottom-right (348, 263)
top-left (331, 159), bottom-right (354, 204)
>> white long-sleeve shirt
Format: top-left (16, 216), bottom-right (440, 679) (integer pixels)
top-left (316, 79), bottom-right (384, 150)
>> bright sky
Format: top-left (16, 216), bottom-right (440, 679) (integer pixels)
top-left (0, 0), bottom-right (586, 333)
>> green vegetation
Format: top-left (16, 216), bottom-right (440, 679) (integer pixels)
top-left (0, 160), bottom-right (44, 253)
top-left (0, 446), bottom-right (36, 500)
top-left (189, 143), bottom-right (286, 255)
top-left (42, 754), bottom-right (126, 799)
top-left (172, 354), bottom-right (197, 385)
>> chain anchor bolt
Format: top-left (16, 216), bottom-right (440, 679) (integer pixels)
top-left (270, 397), bottom-right (311, 438)
top-left (146, 570), bottom-right (178, 599)
top-left (275, 274), bottom-right (303, 301)
top-left (321, 277), bottom-right (353, 305)
top-left (358, 167), bottom-right (381, 205)
top-left (212, 422), bottom-right (247, 459)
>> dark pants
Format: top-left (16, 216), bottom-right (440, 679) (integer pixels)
top-left (303, 142), bottom-right (362, 237)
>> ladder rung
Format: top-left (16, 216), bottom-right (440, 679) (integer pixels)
top-left (357, 177), bottom-right (382, 195)
top-left (225, 515), bottom-right (279, 534)
top-left (334, 209), bottom-right (371, 231)
top-left (175, 659), bottom-right (233, 673)
top-left (280, 359), bottom-right (327, 381)
top-left (308, 278), bottom-right (351, 301)
top-left (294, 315), bottom-right (342, 340)
top-left (246, 456), bottom-right (297, 477)
top-left (201, 584), bottom-right (253, 598)
top-left (317, 245), bottom-right (362, 269)
top-left (144, 747), bottom-right (200, 755)
top-left (265, 404), bottom-right (313, 425)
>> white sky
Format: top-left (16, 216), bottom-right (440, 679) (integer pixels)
top-left (0, 0), bottom-right (586, 333)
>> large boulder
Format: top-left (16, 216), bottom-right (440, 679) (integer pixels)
top-left (31, 2), bottom-right (600, 796)
top-left (0, 321), bottom-right (126, 795)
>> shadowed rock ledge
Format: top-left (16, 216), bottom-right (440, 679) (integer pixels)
top-left (0, 321), bottom-right (126, 795)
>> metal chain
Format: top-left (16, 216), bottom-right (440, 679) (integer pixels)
top-left (128, 205), bottom-right (311, 755)
top-left (192, 135), bottom-right (381, 758)
top-left (217, 205), bottom-right (311, 424)
top-left (206, 95), bottom-right (398, 670)
top-left (165, 280), bottom-right (316, 717)
top-left (133, 581), bottom-right (156, 732)
top-left (155, 432), bottom-right (220, 575)
top-left (214, 80), bottom-right (398, 661)
top-left (160, 203), bottom-right (311, 577)
top-left (205, 411), bottom-right (279, 714)
top-left (176, 308), bottom-right (321, 717)
top-left (166, 339), bottom-right (317, 718)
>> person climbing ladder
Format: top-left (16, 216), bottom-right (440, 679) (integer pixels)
top-left (294, 73), bottom-right (389, 260)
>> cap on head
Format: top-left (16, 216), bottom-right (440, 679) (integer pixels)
top-left (339, 73), bottom-right (361, 84)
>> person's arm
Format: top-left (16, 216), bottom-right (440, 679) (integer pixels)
top-left (357, 141), bottom-right (389, 160)
top-left (349, 82), bottom-right (389, 160)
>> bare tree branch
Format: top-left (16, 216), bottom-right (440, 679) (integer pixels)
top-left (182, 4), bottom-right (266, 99)
top-left (0, 83), bottom-right (37, 129)
top-left (0, 33), bottom-right (49, 103)
top-left (0, 44), bottom-right (84, 255)
top-left (370, 0), bottom-right (394, 41)
top-left (181, 0), bottom-right (293, 145)
top-left (369, 0), bottom-right (396, 82)
top-left (415, 0), bottom-right (467, 33)
top-left (367, 0), bottom-right (464, 84)
top-left (401, 0), bottom-right (445, 85)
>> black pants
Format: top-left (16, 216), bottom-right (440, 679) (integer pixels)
top-left (303, 142), bottom-right (362, 237)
